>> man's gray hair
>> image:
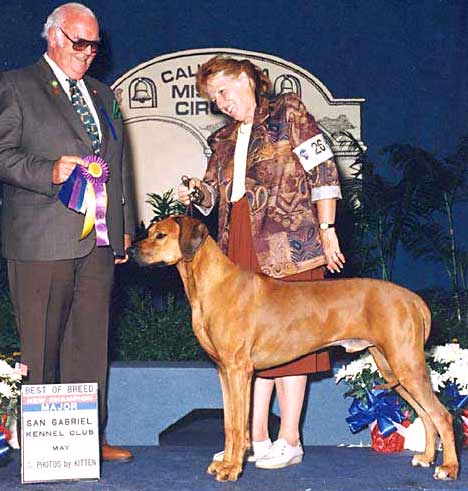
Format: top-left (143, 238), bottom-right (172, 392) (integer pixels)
top-left (41, 3), bottom-right (97, 39)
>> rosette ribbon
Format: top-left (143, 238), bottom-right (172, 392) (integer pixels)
top-left (346, 388), bottom-right (404, 437)
top-left (59, 156), bottom-right (110, 246)
top-left (443, 383), bottom-right (468, 411)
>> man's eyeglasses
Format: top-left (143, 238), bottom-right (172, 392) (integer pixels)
top-left (59, 28), bottom-right (100, 53)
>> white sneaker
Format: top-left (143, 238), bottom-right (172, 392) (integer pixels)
top-left (212, 438), bottom-right (272, 462)
top-left (255, 438), bottom-right (303, 469)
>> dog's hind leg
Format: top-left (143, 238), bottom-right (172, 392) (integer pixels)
top-left (376, 347), bottom-right (458, 480)
top-left (396, 374), bottom-right (457, 479)
top-left (368, 347), bottom-right (438, 466)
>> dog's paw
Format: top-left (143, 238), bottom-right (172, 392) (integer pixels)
top-left (433, 464), bottom-right (459, 480)
top-left (207, 460), bottom-right (227, 475)
top-left (207, 461), bottom-right (242, 481)
top-left (216, 463), bottom-right (242, 481)
top-left (411, 454), bottom-right (432, 468)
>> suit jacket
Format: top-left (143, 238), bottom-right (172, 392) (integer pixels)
top-left (0, 57), bottom-right (135, 260)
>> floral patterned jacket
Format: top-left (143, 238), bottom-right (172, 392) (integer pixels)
top-left (200, 93), bottom-right (341, 278)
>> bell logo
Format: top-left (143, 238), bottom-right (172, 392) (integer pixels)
top-left (129, 77), bottom-right (157, 109)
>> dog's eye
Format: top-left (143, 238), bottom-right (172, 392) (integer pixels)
top-left (155, 232), bottom-right (167, 240)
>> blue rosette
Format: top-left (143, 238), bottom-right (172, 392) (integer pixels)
top-left (346, 388), bottom-right (405, 437)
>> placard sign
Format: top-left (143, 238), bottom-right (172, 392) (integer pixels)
top-left (21, 383), bottom-right (100, 483)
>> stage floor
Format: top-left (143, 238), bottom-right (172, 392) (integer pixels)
top-left (2, 446), bottom-right (467, 491)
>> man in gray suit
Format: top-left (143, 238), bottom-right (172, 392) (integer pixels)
top-left (0, 3), bottom-right (134, 461)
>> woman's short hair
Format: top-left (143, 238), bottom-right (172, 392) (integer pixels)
top-left (196, 55), bottom-right (272, 101)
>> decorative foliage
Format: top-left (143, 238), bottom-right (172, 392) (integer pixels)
top-left (429, 343), bottom-right (468, 396)
top-left (0, 357), bottom-right (21, 418)
top-left (110, 285), bottom-right (207, 362)
top-left (0, 260), bottom-right (19, 356)
top-left (0, 357), bottom-right (22, 463)
top-left (336, 344), bottom-right (468, 434)
top-left (146, 189), bottom-right (186, 223)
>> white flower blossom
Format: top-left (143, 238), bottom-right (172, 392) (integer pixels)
top-left (429, 369), bottom-right (445, 392)
top-left (444, 357), bottom-right (468, 392)
top-left (0, 381), bottom-right (13, 398)
top-left (430, 343), bottom-right (465, 364)
top-left (335, 353), bottom-right (378, 383)
top-left (0, 359), bottom-right (16, 377)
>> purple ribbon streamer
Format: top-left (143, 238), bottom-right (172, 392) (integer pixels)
top-left (80, 156), bottom-right (110, 246)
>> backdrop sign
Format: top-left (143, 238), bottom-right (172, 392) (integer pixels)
top-left (21, 383), bottom-right (99, 484)
top-left (112, 48), bottom-right (365, 226)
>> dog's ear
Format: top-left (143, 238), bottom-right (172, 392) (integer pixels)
top-left (173, 216), bottom-right (209, 261)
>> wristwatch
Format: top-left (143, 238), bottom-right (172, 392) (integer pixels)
top-left (319, 222), bottom-right (335, 231)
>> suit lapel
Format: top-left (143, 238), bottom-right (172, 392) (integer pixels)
top-left (36, 58), bottom-right (93, 151)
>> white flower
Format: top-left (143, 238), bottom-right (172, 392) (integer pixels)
top-left (0, 360), bottom-right (16, 377)
top-left (430, 343), bottom-right (465, 364)
top-left (444, 357), bottom-right (468, 392)
top-left (335, 353), bottom-right (378, 383)
top-left (429, 369), bottom-right (446, 392)
top-left (0, 381), bottom-right (13, 399)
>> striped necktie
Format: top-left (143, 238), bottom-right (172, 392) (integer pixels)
top-left (69, 79), bottom-right (101, 155)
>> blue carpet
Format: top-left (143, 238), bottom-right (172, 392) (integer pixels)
top-left (1, 447), bottom-right (467, 491)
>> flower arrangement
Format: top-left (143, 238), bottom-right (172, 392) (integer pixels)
top-left (0, 357), bottom-right (22, 462)
top-left (335, 343), bottom-right (468, 451)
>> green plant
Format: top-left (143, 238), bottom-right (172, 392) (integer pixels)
top-left (146, 189), bottom-right (186, 223)
top-left (110, 284), bottom-right (206, 361)
top-left (341, 137), bottom-right (437, 280)
top-left (395, 138), bottom-right (468, 323)
top-left (0, 260), bottom-right (18, 356)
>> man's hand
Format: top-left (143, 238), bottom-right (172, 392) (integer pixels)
top-left (52, 156), bottom-right (88, 184)
top-left (115, 234), bottom-right (132, 265)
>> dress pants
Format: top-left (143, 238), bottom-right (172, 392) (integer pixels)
top-left (8, 245), bottom-right (114, 430)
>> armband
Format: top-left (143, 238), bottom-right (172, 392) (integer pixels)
top-left (293, 133), bottom-right (334, 171)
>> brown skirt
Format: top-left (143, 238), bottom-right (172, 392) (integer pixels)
top-left (227, 197), bottom-right (330, 378)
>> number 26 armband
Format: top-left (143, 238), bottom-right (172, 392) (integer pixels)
top-left (293, 133), bottom-right (334, 172)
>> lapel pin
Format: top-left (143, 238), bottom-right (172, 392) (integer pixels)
top-left (112, 100), bottom-right (122, 120)
top-left (50, 80), bottom-right (60, 95)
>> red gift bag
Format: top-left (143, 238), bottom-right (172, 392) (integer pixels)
top-left (370, 419), bottom-right (410, 453)
top-left (462, 409), bottom-right (468, 447)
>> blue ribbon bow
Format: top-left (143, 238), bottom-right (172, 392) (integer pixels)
top-left (346, 388), bottom-right (405, 437)
top-left (0, 430), bottom-right (9, 463)
top-left (444, 383), bottom-right (468, 412)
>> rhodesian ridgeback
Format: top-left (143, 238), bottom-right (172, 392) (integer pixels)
top-left (134, 215), bottom-right (458, 482)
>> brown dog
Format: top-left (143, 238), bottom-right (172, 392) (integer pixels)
top-left (134, 215), bottom-right (458, 482)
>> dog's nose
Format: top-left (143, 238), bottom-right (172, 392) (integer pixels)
top-left (127, 246), bottom-right (136, 259)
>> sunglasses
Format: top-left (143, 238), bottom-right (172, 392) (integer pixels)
top-left (59, 28), bottom-right (100, 53)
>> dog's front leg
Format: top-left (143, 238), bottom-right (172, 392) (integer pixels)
top-left (207, 365), bottom-right (253, 481)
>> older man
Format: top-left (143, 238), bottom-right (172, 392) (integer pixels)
top-left (0, 3), bottom-right (134, 461)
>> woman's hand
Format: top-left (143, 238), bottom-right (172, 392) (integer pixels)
top-left (177, 177), bottom-right (202, 205)
top-left (320, 228), bottom-right (345, 273)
